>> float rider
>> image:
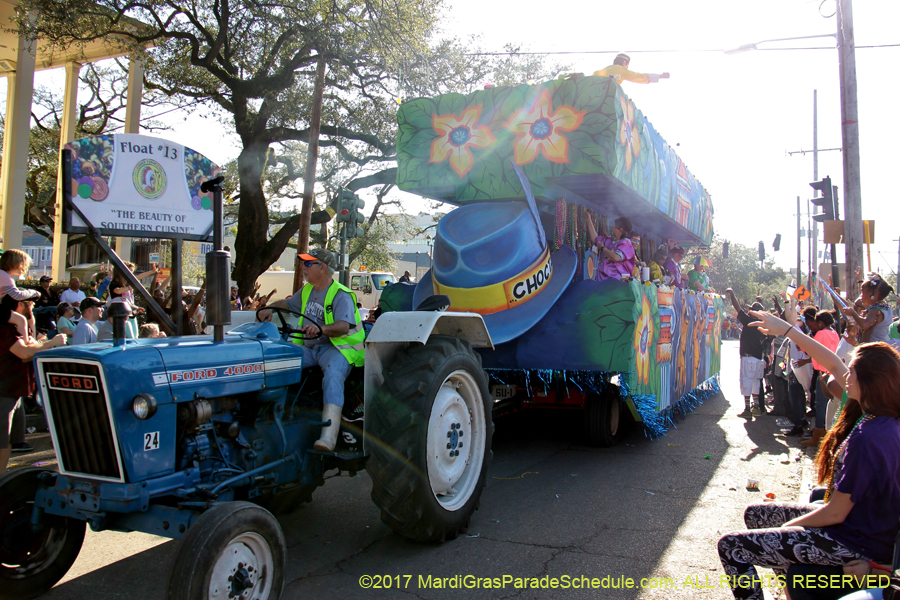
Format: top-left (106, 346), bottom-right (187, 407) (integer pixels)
top-left (259, 249), bottom-right (364, 451)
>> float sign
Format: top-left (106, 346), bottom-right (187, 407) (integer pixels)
top-left (63, 134), bottom-right (221, 241)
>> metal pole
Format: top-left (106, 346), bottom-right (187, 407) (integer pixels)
top-left (812, 90), bottom-right (819, 276)
top-left (293, 54), bottom-right (328, 295)
top-left (339, 223), bottom-right (348, 287)
top-left (796, 196), bottom-right (801, 283)
top-left (172, 237), bottom-right (183, 336)
top-left (807, 199), bottom-right (812, 279)
top-left (837, 0), bottom-right (863, 302)
top-left (831, 185), bottom-right (840, 288)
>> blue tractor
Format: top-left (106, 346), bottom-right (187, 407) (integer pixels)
top-left (0, 170), bottom-right (495, 600)
top-left (0, 302), bottom-right (495, 600)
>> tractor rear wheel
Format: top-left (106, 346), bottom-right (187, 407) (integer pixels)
top-left (367, 335), bottom-right (493, 542)
top-left (0, 467), bottom-right (85, 600)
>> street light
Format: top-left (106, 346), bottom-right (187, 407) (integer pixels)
top-left (724, 5), bottom-right (863, 295)
top-left (724, 33), bottom-right (836, 55)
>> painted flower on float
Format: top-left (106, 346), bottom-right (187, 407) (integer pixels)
top-left (429, 106), bottom-right (496, 177)
top-left (618, 95), bottom-right (641, 172)
top-left (504, 91), bottom-right (585, 165)
top-left (634, 292), bottom-right (655, 385)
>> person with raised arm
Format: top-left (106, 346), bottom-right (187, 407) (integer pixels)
top-left (725, 288), bottom-right (768, 417)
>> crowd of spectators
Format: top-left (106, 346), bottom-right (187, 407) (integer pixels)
top-left (717, 271), bottom-right (900, 600)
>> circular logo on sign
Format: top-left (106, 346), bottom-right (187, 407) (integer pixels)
top-left (132, 159), bottom-right (167, 199)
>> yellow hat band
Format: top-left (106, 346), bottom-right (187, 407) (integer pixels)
top-left (433, 247), bottom-right (553, 315)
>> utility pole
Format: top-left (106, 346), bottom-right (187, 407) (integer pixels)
top-left (812, 90), bottom-right (818, 273)
top-left (796, 196), bottom-right (801, 283)
top-left (292, 54), bottom-right (328, 294)
top-left (786, 92), bottom-right (840, 284)
top-left (837, 0), bottom-right (863, 300)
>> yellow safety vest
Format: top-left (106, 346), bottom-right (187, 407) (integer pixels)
top-left (294, 281), bottom-right (365, 367)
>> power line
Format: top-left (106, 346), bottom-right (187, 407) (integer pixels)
top-left (464, 44), bottom-right (900, 56)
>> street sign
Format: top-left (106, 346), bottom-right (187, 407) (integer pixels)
top-left (62, 134), bottom-right (221, 241)
top-left (822, 220), bottom-right (874, 244)
top-left (149, 252), bottom-right (160, 264)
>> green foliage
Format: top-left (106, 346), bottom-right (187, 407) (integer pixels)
top-left (343, 212), bottom-right (415, 273)
top-left (685, 237), bottom-right (789, 308)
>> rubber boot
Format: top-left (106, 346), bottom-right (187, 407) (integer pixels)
top-left (800, 427), bottom-right (825, 448)
top-left (314, 403), bottom-right (343, 452)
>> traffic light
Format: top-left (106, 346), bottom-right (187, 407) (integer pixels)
top-left (722, 241), bottom-right (729, 259)
top-left (773, 234), bottom-right (781, 252)
top-left (346, 194), bottom-right (366, 238)
top-left (810, 176), bottom-right (834, 223)
top-left (758, 241), bottom-right (765, 262)
top-left (337, 189), bottom-right (355, 223)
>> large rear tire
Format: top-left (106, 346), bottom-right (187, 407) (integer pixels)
top-left (0, 467), bottom-right (85, 600)
top-left (367, 335), bottom-right (493, 542)
top-left (166, 502), bottom-right (285, 600)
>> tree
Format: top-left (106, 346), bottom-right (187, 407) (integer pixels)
top-left (685, 237), bottom-right (789, 309)
top-left (19, 2), bottom-right (566, 298)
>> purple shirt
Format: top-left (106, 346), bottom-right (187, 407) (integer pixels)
top-left (828, 416), bottom-right (900, 560)
top-left (663, 257), bottom-right (683, 287)
top-left (595, 235), bottom-right (636, 281)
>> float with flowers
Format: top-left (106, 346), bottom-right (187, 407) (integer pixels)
top-left (392, 75), bottom-right (724, 441)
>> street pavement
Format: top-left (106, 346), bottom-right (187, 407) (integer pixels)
top-left (11, 339), bottom-right (817, 599)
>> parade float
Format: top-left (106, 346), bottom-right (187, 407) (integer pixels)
top-left (392, 74), bottom-right (725, 439)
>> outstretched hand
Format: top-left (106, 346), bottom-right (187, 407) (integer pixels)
top-left (841, 305), bottom-right (859, 319)
top-left (748, 310), bottom-right (792, 337)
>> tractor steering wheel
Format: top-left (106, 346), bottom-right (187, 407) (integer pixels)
top-left (256, 306), bottom-right (323, 342)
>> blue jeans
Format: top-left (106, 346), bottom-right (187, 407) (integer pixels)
top-left (300, 343), bottom-right (353, 408)
top-left (788, 373), bottom-right (807, 427)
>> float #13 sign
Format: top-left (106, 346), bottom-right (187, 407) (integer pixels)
top-left (63, 134), bottom-right (221, 241)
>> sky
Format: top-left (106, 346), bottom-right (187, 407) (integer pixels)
top-left (9, 0), bottom-right (900, 278)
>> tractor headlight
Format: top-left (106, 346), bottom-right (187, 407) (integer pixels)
top-left (132, 394), bottom-right (158, 420)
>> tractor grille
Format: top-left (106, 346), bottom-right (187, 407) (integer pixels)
top-left (42, 361), bottom-right (122, 481)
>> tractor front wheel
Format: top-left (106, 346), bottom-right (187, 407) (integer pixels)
top-left (167, 502), bottom-right (285, 600)
top-left (0, 467), bottom-right (85, 600)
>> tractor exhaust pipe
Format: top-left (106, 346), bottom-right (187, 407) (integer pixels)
top-left (201, 176), bottom-right (230, 343)
top-left (107, 301), bottom-right (132, 347)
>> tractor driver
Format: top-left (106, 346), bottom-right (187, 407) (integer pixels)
top-left (258, 249), bottom-right (364, 452)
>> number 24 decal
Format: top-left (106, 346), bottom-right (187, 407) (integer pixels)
top-left (144, 431), bottom-right (160, 451)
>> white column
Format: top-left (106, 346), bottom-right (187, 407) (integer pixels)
top-left (0, 32), bottom-right (36, 251)
top-left (51, 61), bottom-right (81, 281)
top-left (114, 57), bottom-right (144, 261)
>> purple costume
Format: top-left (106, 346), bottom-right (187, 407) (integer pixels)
top-left (595, 235), bottom-right (636, 281)
top-left (663, 256), bottom-right (683, 288)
